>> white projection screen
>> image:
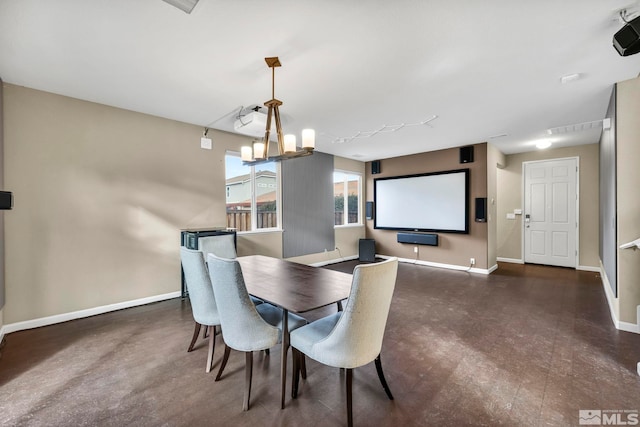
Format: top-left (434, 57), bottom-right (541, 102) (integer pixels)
top-left (374, 169), bottom-right (469, 233)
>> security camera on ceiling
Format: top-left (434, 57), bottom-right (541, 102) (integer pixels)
top-left (613, 12), bottom-right (640, 56)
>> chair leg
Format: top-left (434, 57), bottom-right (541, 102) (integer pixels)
top-left (265, 348), bottom-right (270, 356)
top-left (205, 325), bottom-right (217, 373)
top-left (243, 351), bottom-right (253, 411)
top-left (292, 348), bottom-right (300, 398)
top-left (346, 368), bottom-right (353, 427)
top-left (187, 322), bottom-right (202, 352)
top-left (300, 353), bottom-right (307, 380)
top-left (203, 325), bottom-right (209, 339)
top-left (374, 354), bottom-right (394, 400)
top-left (336, 300), bottom-right (343, 312)
top-left (215, 344), bottom-right (231, 381)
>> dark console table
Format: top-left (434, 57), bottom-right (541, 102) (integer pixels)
top-left (180, 227), bottom-right (237, 297)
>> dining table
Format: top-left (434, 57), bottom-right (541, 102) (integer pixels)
top-left (237, 255), bottom-right (354, 409)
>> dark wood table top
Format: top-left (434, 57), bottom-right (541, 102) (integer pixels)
top-left (237, 255), bottom-right (353, 314)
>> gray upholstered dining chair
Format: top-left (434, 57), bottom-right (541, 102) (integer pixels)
top-left (180, 247), bottom-right (222, 373)
top-left (197, 234), bottom-right (237, 259)
top-left (206, 253), bottom-right (307, 411)
top-left (290, 257), bottom-right (398, 427)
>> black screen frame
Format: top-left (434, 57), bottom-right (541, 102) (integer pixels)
top-left (373, 168), bottom-right (470, 234)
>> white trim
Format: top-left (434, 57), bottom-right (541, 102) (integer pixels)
top-left (497, 257), bottom-right (524, 264)
top-left (576, 265), bottom-right (600, 272)
top-left (0, 325), bottom-right (6, 346)
top-left (618, 321), bottom-right (640, 334)
top-left (2, 291), bottom-right (181, 335)
top-left (600, 266), bottom-right (640, 335)
top-left (377, 255), bottom-right (494, 275)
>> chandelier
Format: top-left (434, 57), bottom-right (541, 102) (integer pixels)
top-left (241, 57), bottom-right (315, 165)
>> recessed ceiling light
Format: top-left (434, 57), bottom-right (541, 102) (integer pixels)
top-left (536, 139), bottom-right (552, 149)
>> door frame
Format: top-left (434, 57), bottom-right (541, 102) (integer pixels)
top-left (521, 156), bottom-right (580, 268)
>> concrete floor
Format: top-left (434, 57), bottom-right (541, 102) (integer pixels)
top-left (1, 261), bottom-right (639, 426)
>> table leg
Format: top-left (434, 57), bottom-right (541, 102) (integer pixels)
top-left (281, 308), bottom-right (289, 409)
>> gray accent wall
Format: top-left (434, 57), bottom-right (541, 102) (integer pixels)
top-left (600, 85), bottom-right (617, 296)
top-left (282, 152), bottom-right (335, 258)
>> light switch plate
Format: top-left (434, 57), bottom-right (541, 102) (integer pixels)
top-left (514, 209), bottom-right (523, 215)
top-left (506, 213), bottom-right (516, 220)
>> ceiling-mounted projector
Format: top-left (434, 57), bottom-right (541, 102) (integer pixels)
top-left (234, 111), bottom-right (275, 137)
top-left (613, 14), bottom-right (640, 56)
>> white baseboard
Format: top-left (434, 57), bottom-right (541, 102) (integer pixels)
top-left (377, 255), bottom-right (494, 275)
top-left (497, 257), bottom-right (524, 264)
top-left (600, 265), bottom-right (640, 335)
top-left (2, 291), bottom-right (181, 335)
top-left (0, 325), bottom-right (6, 347)
top-left (577, 265), bottom-right (600, 272)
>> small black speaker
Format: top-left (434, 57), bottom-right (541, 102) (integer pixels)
top-left (614, 15), bottom-right (640, 56)
top-left (460, 146), bottom-right (474, 163)
top-left (371, 160), bottom-right (381, 174)
top-left (475, 197), bottom-right (487, 222)
top-left (0, 191), bottom-right (13, 210)
top-left (359, 239), bottom-right (376, 262)
top-left (365, 201), bottom-right (374, 220)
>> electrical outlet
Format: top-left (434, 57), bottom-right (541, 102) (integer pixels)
top-left (470, 258), bottom-right (475, 266)
top-left (414, 246), bottom-right (418, 253)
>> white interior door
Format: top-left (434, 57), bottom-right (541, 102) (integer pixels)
top-left (523, 158), bottom-right (578, 268)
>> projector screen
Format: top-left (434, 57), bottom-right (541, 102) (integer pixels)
top-left (374, 169), bottom-right (469, 233)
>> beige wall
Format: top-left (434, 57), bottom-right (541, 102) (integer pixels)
top-left (487, 143), bottom-right (506, 268)
top-left (365, 143), bottom-right (489, 269)
top-left (3, 84), bottom-right (245, 323)
top-left (2, 84), bottom-right (366, 325)
top-left (496, 143), bottom-right (600, 268)
top-left (616, 76), bottom-right (640, 324)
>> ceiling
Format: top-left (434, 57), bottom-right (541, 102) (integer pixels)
top-left (1, 0), bottom-right (640, 161)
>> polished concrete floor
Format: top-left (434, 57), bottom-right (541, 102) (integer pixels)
top-left (1, 261), bottom-right (639, 426)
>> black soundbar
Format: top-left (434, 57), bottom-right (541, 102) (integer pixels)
top-left (397, 232), bottom-right (438, 246)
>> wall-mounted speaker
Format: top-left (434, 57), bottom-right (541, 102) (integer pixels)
top-left (475, 197), bottom-right (487, 222)
top-left (365, 201), bottom-right (374, 220)
top-left (0, 191), bottom-right (13, 210)
top-left (613, 15), bottom-right (640, 56)
top-left (460, 146), bottom-right (474, 163)
top-left (371, 160), bottom-right (381, 174)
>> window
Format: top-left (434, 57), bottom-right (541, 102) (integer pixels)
top-left (334, 171), bottom-right (361, 226)
top-left (225, 152), bottom-right (279, 232)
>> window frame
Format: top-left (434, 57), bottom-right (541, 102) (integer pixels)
top-left (225, 151), bottom-right (282, 234)
top-left (333, 169), bottom-right (363, 227)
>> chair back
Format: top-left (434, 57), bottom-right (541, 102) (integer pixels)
top-left (206, 254), bottom-right (279, 352)
top-left (198, 234), bottom-right (236, 259)
top-left (313, 257), bottom-right (398, 368)
top-left (180, 247), bottom-right (220, 326)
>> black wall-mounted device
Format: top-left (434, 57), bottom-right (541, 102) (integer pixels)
top-left (475, 197), bottom-right (487, 222)
top-left (371, 160), bottom-right (381, 174)
top-left (365, 201), bottom-right (374, 220)
top-left (0, 191), bottom-right (13, 210)
top-left (460, 146), bottom-right (474, 163)
top-left (397, 232), bottom-right (438, 246)
top-left (614, 15), bottom-right (640, 56)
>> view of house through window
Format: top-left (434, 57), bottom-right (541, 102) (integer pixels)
top-left (334, 171), bottom-right (361, 225)
top-left (225, 153), bottom-right (278, 232)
